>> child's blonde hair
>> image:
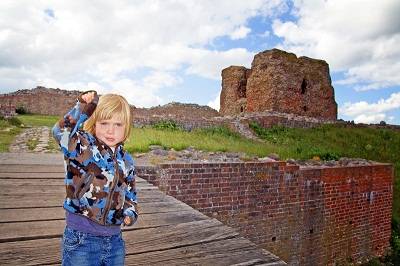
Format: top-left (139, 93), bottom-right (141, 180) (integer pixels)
top-left (83, 94), bottom-right (132, 143)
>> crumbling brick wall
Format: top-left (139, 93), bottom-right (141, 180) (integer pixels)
top-left (137, 162), bottom-right (393, 265)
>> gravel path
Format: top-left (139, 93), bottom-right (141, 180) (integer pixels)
top-left (9, 126), bottom-right (58, 153)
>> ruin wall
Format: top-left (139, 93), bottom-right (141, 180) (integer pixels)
top-left (220, 49), bottom-right (337, 120)
top-left (136, 162), bottom-right (393, 265)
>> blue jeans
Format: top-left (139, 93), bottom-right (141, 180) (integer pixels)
top-left (61, 227), bottom-right (125, 266)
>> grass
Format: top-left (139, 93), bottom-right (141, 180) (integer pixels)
top-left (26, 138), bottom-right (39, 150)
top-left (17, 114), bottom-right (59, 127)
top-left (45, 133), bottom-right (59, 152)
top-left (0, 117), bottom-right (22, 152)
top-left (0, 124), bottom-right (21, 152)
top-left (125, 126), bottom-right (277, 156)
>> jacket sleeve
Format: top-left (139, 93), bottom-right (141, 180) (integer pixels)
top-left (123, 157), bottom-right (139, 226)
top-left (52, 91), bottom-right (99, 158)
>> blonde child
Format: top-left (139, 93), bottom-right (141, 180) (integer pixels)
top-left (52, 91), bottom-right (138, 266)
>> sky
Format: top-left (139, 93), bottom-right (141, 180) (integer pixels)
top-left (0, 0), bottom-right (399, 125)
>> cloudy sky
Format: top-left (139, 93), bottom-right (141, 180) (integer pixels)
top-left (1, 0), bottom-right (399, 124)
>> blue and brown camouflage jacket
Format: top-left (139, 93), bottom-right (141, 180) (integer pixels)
top-left (52, 91), bottom-right (138, 226)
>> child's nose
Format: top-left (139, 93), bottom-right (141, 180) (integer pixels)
top-left (106, 125), bottom-right (114, 133)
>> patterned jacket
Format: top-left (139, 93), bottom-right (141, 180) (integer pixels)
top-left (52, 92), bottom-right (138, 226)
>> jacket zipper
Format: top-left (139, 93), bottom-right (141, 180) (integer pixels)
top-left (101, 149), bottom-right (119, 225)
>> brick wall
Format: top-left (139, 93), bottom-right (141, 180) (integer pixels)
top-left (136, 162), bottom-right (393, 265)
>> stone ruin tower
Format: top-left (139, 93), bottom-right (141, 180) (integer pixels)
top-left (220, 49), bottom-right (337, 120)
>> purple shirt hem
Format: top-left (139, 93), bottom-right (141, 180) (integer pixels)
top-left (65, 212), bottom-right (121, 236)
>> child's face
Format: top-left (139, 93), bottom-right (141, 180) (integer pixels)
top-left (95, 115), bottom-right (126, 149)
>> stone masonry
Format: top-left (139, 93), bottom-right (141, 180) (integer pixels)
top-left (220, 49), bottom-right (338, 120)
top-left (0, 102), bottom-right (16, 118)
top-left (0, 86), bottom-right (80, 116)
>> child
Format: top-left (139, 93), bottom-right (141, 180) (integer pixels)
top-left (52, 90), bottom-right (138, 266)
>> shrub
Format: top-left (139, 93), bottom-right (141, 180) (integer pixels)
top-left (7, 117), bottom-right (23, 127)
top-left (198, 126), bottom-right (241, 138)
top-left (249, 122), bottom-right (288, 144)
top-left (152, 120), bottom-right (182, 130)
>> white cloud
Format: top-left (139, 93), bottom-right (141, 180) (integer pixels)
top-left (0, 0), bottom-right (287, 107)
top-left (339, 92), bottom-right (400, 123)
top-left (207, 94), bottom-right (220, 111)
top-left (353, 114), bottom-right (386, 124)
top-left (230, 26), bottom-right (251, 40)
top-left (272, 0), bottom-right (400, 91)
top-left (186, 48), bottom-right (254, 80)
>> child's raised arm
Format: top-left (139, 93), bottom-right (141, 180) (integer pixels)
top-left (52, 90), bottom-right (99, 158)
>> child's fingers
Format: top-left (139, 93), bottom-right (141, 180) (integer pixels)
top-left (82, 91), bottom-right (95, 103)
top-left (82, 94), bottom-right (89, 103)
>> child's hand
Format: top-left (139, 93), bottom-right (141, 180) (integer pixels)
top-left (123, 216), bottom-right (133, 226)
top-left (81, 91), bottom-right (95, 104)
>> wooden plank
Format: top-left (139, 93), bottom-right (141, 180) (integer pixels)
top-left (0, 172), bottom-right (65, 179)
top-left (0, 172), bottom-right (150, 184)
top-left (0, 179), bottom-right (154, 195)
top-left (0, 165), bottom-right (63, 173)
top-left (0, 219), bottom-right (240, 266)
top-left (0, 195), bottom-right (166, 209)
top-left (0, 210), bottom-right (208, 242)
top-left (125, 237), bottom-right (286, 266)
top-left (123, 219), bottom-right (237, 254)
top-left (0, 207), bottom-right (65, 223)
top-left (0, 201), bottom-right (199, 223)
top-left (0, 188), bottom-right (173, 208)
top-left (0, 186), bottom-right (167, 198)
top-left (0, 237), bottom-right (61, 266)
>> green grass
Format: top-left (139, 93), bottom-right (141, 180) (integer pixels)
top-left (0, 119), bottom-right (21, 152)
top-left (0, 124), bottom-right (21, 152)
top-left (125, 126), bottom-right (277, 155)
top-left (26, 137), bottom-right (39, 150)
top-left (17, 114), bottom-right (59, 127)
top-left (45, 133), bottom-right (59, 152)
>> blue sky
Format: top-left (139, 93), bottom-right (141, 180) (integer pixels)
top-left (0, 0), bottom-right (399, 124)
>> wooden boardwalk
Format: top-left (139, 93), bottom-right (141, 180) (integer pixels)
top-left (0, 154), bottom-right (286, 265)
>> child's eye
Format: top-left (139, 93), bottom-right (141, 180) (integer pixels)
top-left (116, 123), bottom-right (123, 127)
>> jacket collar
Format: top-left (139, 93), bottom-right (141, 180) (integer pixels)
top-left (96, 138), bottom-right (124, 157)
